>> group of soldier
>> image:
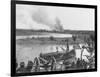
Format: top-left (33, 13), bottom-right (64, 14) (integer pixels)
top-left (16, 56), bottom-right (94, 73)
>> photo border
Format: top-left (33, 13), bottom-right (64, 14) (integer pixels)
top-left (11, 0), bottom-right (97, 76)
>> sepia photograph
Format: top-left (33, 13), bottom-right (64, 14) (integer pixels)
top-left (12, 1), bottom-right (97, 76)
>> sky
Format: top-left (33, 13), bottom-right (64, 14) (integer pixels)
top-left (16, 4), bottom-right (95, 31)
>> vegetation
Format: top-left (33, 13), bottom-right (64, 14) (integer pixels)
top-left (49, 36), bottom-right (55, 41)
top-left (16, 29), bottom-right (94, 36)
top-left (16, 30), bottom-right (95, 73)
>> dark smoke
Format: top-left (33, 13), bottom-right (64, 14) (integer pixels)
top-left (54, 17), bottom-right (64, 31)
top-left (31, 8), bottom-right (64, 31)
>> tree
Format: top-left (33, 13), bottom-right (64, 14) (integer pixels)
top-left (49, 36), bottom-right (55, 41)
top-left (90, 34), bottom-right (95, 42)
top-left (72, 35), bottom-right (77, 47)
top-left (65, 39), bottom-right (69, 52)
top-left (84, 34), bottom-right (95, 56)
top-left (84, 36), bottom-right (90, 46)
top-left (80, 46), bottom-right (85, 60)
top-left (90, 34), bottom-right (95, 49)
top-left (72, 35), bottom-right (77, 42)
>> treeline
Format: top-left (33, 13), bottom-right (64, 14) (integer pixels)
top-left (16, 29), bottom-right (94, 36)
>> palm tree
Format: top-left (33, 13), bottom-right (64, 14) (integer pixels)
top-left (65, 39), bottom-right (69, 52)
top-left (80, 46), bottom-right (85, 60)
top-left (72, 35), bottom-right (77, 42)
top-left (90, 34), bottom-right (95, 48)
top-left (90, 34), bottom-right (95, 42)
top-left (84, 35), bottom-right (94, 57)
top-left (72, 35), bottom-right (77, 46)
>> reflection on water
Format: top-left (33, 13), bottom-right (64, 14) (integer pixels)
top-left (16, 37), bottom-right (90, 66)
top-left (16, 42), bottom-right (67, 66)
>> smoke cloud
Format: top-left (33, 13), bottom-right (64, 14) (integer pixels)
top-left (16, 4), bottom-right (64, 31)
top-left (31, 8), bottom-right (64, 31)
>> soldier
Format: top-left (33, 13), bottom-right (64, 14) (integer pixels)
top-left (16, 62), bottom-right (26, 73)
top-left (34, 57), bottom-right (40, 72)
top-left (76, 58), bottom-right (81, 69)
top-left (25, 61), bottom-right (34, 73)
